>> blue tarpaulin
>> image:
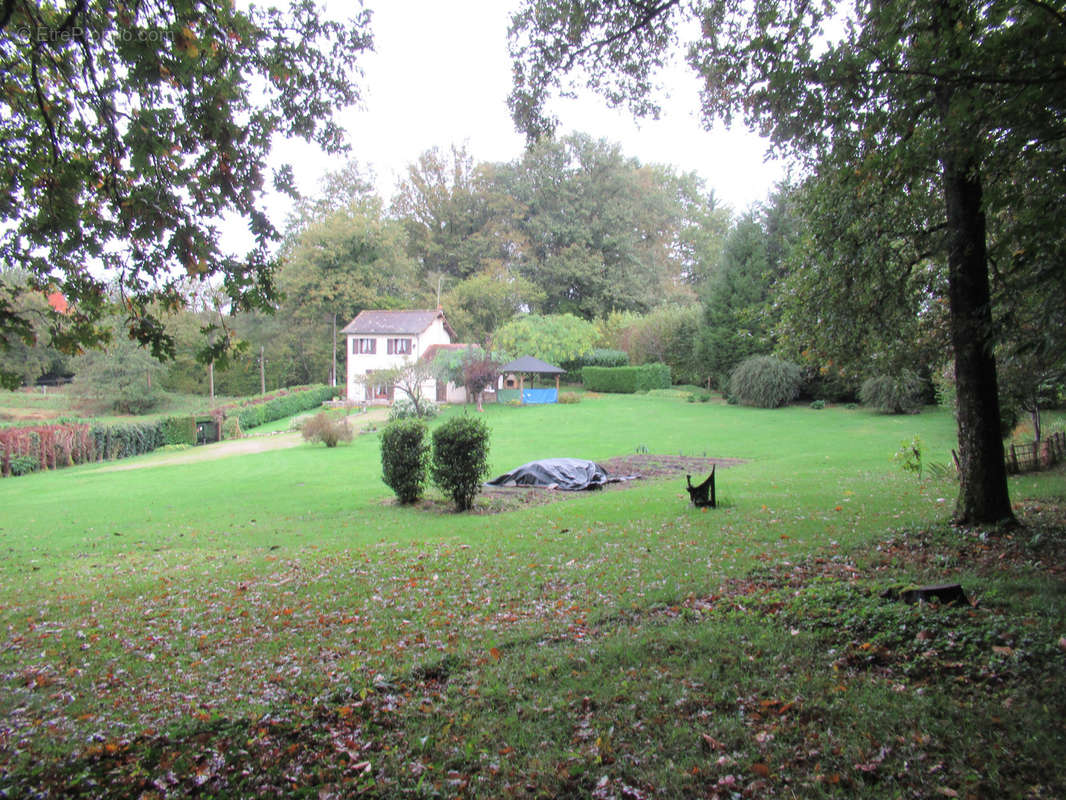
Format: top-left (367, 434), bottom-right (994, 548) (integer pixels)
top-left (522, 388), bottom-right (557, 404)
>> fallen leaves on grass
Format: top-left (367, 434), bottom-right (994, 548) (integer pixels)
top-left (1, 500), bottom-right (1064, 798)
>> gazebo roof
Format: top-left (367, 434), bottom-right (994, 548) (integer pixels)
top-left (499, 356), bottom-right (565, 374)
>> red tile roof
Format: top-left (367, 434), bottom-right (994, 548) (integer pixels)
top-left (46, 292), bottom-right (69, 314)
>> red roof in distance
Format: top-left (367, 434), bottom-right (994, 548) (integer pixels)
top-left (46, 292), bottom-right (69, 314)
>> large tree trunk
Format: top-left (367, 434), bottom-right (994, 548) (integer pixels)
top-left (941, 157), bottom-right (1014, 526)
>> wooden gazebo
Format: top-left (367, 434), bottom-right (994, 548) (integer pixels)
top-left (498, 356), bottom-right (566, 404)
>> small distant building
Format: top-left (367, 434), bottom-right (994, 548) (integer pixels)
top-left (341, 309), bottom-right (455, 404)
top-left (496, 356), bottom-right (565, 404)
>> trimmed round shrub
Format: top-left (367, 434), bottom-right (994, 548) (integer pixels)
top-left (300, 412), bottom-right (353, 447)
top-left (430, 415), bottom-right (490, 512)
top-left (388, 397), bottom-right (439, 422)
top-left (728, 356), bottom-right (802, 408)
top-left (380, 418), bottom-right (429, 504)
top-left (859, 371), bottom-right (924, 414)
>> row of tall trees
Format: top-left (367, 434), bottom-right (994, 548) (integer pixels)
top-left (187, 135), bottom-right (731, 394)
top-left (1, 133), bottom-right (731, 398)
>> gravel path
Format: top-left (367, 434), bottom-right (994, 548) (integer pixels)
top-left (95, 408), bottom-right (389, 472)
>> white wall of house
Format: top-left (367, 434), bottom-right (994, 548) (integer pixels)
top-left (345, 318), bottom-right (453, 404)
top-left (441, 383), bottom-right (468, 404)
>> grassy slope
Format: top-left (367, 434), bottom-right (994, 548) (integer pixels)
top-left (0, 396), bottom-right (1063, 798)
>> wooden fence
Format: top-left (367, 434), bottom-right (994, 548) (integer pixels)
top-left (1005, 431), bottom-right (1066, 475)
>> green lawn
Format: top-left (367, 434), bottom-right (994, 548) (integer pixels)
top-left (0, 395), bottom-right (1063, 797)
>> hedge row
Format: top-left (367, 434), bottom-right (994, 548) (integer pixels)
top-left (231, 385), bottom-right (336, 431)
top-left (0, 423), bottom-right (95, 476)
top-left (161, 415), bottom-right (197, 446)
top-left (559, 348), bottom-right (629, 378)
top-left (581, 363), bottom-right (672, 393)
top-left (1, 413), bottom-right (218, 477)
top-left (0, 419), bottom-right (161, 477)
top-left (91, 421), bottom-right (166, 461)
top-left (0, 386), bottom-right (336, 478)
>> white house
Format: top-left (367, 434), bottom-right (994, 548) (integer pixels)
top-left (342, 309), bottom-right (456, 404)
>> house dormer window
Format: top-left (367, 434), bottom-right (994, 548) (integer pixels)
top-left (387, 338), bottom-right (412, 355)
top-left (354, 338), bottom-right (376, 355)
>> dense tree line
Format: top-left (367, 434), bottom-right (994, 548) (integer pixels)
top-left (2, 135), bottom-right (729, 398)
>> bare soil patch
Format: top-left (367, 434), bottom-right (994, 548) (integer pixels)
top-left (400, 454), bottom-right (746, 514)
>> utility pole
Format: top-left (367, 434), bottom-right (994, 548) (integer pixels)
top-left (259, 345), bottom-right (266, 395)
top-left (331, 313), bottom-right (337, 387)
top-left (208, 361), bottom-right (215, 402)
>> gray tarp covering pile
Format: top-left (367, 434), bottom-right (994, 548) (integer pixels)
top-left (486, 458), bottom-right (638, 491)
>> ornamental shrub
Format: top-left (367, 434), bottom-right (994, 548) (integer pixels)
top-left (300, 412), bottom-right (353, 448)
top-left (8, 455), bottom-right (40, 476)
top-left (859, 371), bottom-right (925, 414)
top-left (430, 416), bottom-right (490, 512)
top-left (380, 418), bottom-right (429, 504)
top-left (388, 397), bottom-right (439, 422)
top-left (728, 356), bottom-right (802, 408)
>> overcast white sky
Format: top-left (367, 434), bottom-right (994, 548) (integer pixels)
top-left (252, 0), bottom-right (786, 247)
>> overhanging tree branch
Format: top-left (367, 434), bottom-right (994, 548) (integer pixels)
top-left (562, 0), bottom-right (682, 70)
top-left (1022, 0), bottom-right (1066, 26)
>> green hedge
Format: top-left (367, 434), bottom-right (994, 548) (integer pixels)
top-left (90, 421), bottom-right (165, 461)
top-left (161, 416), bottom-right (197, 446)
top-left (581, 363), bottom-right (671, 393)
top-left (235, 385), bottom-right (335, 431)
top-left (560, 348), bottom-right (629, 378)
